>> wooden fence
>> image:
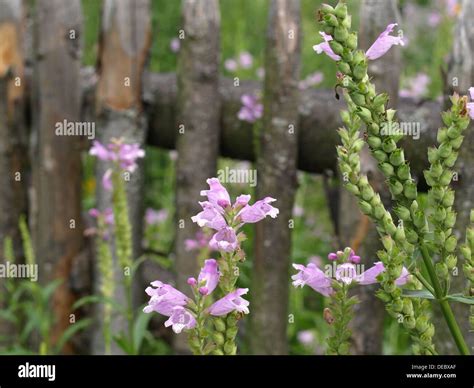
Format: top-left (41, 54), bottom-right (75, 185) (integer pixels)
top-left (0, 0), bottom-right (473, 354)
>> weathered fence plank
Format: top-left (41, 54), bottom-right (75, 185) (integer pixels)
top-left (250, 0), bottom-right (300, 355)
top-left (93, 0), bottom-right (151, 354)
top-left (174, 0), bottom-right (220, 353)
top-left (0, 0), bottom-right (28, 348)
top-left (31, 0), bottom-right (84, 352)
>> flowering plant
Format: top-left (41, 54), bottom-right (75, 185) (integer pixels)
top-left (144, 178), bottom-right (278, 354)
top-left (311, 1), bottom-right (474, 355)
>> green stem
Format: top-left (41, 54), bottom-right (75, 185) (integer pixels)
top-left (420, 244), bottom-right (470, 355)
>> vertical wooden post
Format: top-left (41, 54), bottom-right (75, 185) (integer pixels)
top-left (337, 0), bottom-right (401, 354)
top-left (31, 0), bottom-right (84, 352)
top-left (174, 0), bottom-right (220, 353)
top-left (0, 0), bottom-right (28, 347)
top-left (93, 0), bottom-right (151, 354)
top-left (250, 0), bottom-right (300, 355)
top-left (438, 0), bottom-right (474, 354)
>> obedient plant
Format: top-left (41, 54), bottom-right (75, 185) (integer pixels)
top-left (292, 247), bottom-right (409, 354)
top-left (89, 138), bottom-right (145, 351)
top-left (313, 1), bottom-right (474, 354)
top-left (145, 177), bottom-right (279, 354)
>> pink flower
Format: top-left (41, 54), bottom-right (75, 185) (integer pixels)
top-left (208, 288), bottom-right (250, 316)
top-left (299, 72), bottom-right (324, 90)
top-left (348, 250), bottom-right (361, 264)
top-left (427, 11), bottom-right (441, 27)
top-left (237, 197), bottom-right (279, 224)
top-left (116, 143), bottom-right (145, 172)
top-left (256, 67), bottom-right (265, 79)
top-left (191, 201), bottom-right (227, 230)
top-left (170, 37), bottom-right (180, 53)
top-left (200, 178), bottom-right (231, 209)
top-left (365, 23), bottom-right (405, 60)
top-left (89, 140), bottom-right (112, 161)
top-left (209, 226), bottom-right (238, 252)
top-left (145, 208), bottom-right (168, 225)
top-left (292, 263), bottom-right (334, 297)
top-left (224, 58), bottom-right (238, 72)
top-left (399, 73), bottom-right (430, 99)
top-left (297, 330), bottom-right (315, 346)
top-left (89, 208), bottom-right (114, 225)
top-left (102, 169), bottom-right (113, 191)
top-left (233, 194), bottom-right (251, 211)
top-left (446, 0), bottom-right (459, 17)
top-left (313, 32), bottom-right (341, 61)
top-left (239, 51), bottom-right (253, 69)
top-left (327, 252), bottom-right (338, 261)
top-left (143, 281), bottom-right (190, 316)
top-left (184, 231), bottom-right (213, 252)
top-left (197, 259), bottom-right (220, 295)
top-left (164, 306), bottom-right (196, 333)
top-left (467, 87), bottom-right (474, 119)
top-left (357, 261), bottom-right (410, 286)
top-left (237, 93), bottom-right (263, 123)
top-left (335, 263), bottom-right (359, 285)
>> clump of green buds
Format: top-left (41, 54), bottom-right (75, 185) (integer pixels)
top-left (320, 1), bottom-right (472, 355)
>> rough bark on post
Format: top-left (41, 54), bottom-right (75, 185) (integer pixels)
top-left (250, 0), bottom-right (300, 355)
top-left (174, 0), bottom-right (220, 353)
top-left (93, 0), bottom-right (151, 354)
top-left (0, 0), bottom-right (28, 347)
top-left (338, 0), bottom-right (401, 354)
top-left (437, 0), bottom-right (474, 354)
top-left (31, 0), bottom-right (84, 353)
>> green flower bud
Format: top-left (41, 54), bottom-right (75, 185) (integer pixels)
top-left (345, 183), bottom-right (360, 195)
top-left (394, 227), bottom-right (406, 243)
top-left (444, 211), bottom-right (456, 229)
top-left (380, 162), bottom-right (394, 177)
top-left (410, 200), bottom-right (419, 214)
top-left (435, 262), bottom-right (448, 278)
top-left (413, 211), bottom-right (425, 229)
top-left (188, 335), bottom-right (201, 350)
top-left (350, 92), bottom-right (366, 106)
top-left (460, 245), bottom-right (471, 260)
top-left (338, 61), bottom-right (351, 75)
top-left (405, 317), bottom-right (416, 330)
top-left (423, 171), bottom-right (436, 187)
top-left (226, 326), bottom-right (238, 339)
top-left (427, 147), bottom-right (439, 164)
top-left (470, 210), bottom-right (474, 224)
top-left (348, 152), bottom-right (359, 167)
top-left (467, 228), bottom-right (474, 245)
top-left (368, 123), bottom-right (380, 135)
top-left (359, 200), bottom-right (372, 215)
top-left (403, 181), bottom-right (417, 200)
top-left (396, 164), bottom-right (410, 181)
top-left (438, 143), bottom-right (452, 158)
top-left (353, 63), bottom-right (367, 81)
top-left (445, 235), bottom-right (457, 253)
top-left (402, 299), bottom-right (414, 316)
top-left (386, 109), bottom-right (396, 121)
top-left (323, 25), bottom-right (334, 35)
top-left (396, 206), bottom-right (411, 221)
top-left (214, 318), bottom-right (226, 332)
top-left (323, 13), bottom-right (339, 27)
top-left (384, 281), bottom-right (396, 294)
top-left (373, 150), bottom-right (388, 163)
top-left (447, 125), bottom-right (461, 139)
top-left (367, 136), bottom-right (382, 149)
top-left (446, 254), bottom-right (457, 270)
top-left (361, 185), bottom-right (375, 201)
top-left (329, 40), bottom-right (344, 55)
top-left (334, 26), bottom-right (348, 42)
top-left (389, 178), bottom-right (404, 196)
top-left (437, 128), bottom-right (448, 143)
top-left (434, 229), bottom-right (446, 244)
top-left (381, 236), bottom-right (394, 252)
top-left (439, 170), bottom-right (453, 186)
top-left (441, 111), bottom-right (453, 126)
top-left (443, 151), bottom-right (458, 168)
top-left (423, 324), bottom-right (435, 339)
top-left (356, 106), bottom-right (372, 122)
top-left (212, 349), bottom-right (225, 355)
top-left (449, 135), bottom-right (464, 150)
top-left (342, 14), bottom-right (352, 29)
top-left (347, 33), bottom-right (357, 50)
top-left (320, 4), bottom-right (335, 14)
top-left (352, 139), bottom-right (365, 152)
top-left (431, 186), bottom-right (445, 201)
top-left (430, 162), bottom-right (443, 179)
top-left (340, 110), bottom-right (351, 125)
top-left (212, 332), bottom-right (225, 346)
top-left (382, 139), bottom-right (397, 154)
top-left (223, 341), bottom-right (237, 355)
top-left (373, 204), bottom-right (386, 220)
top-left (389, 149), bottom-right (405, 166)
top-left (335, 2), bottom-right (348, 19)
top-left (391, 299), bottom-right (404, 312)
top-left (415, 316), bottom-right (429, 333)
top-left (406, 229), bottom-right (418, 244)
top-left (442, 189), bottom-right (455, 207)
top-left (385, 220), bottom-right (397, 236)
top-left (434, 206), bottom-right (447, 222)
